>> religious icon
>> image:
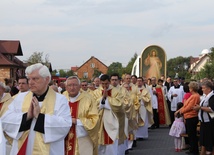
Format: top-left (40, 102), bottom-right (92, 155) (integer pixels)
top-left (144, 49), bottom-right (162, 80)
top-left (141, 45), bottom-right (166, 80)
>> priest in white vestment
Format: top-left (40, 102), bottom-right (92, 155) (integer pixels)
top-left (167, 78), bottom-right (184, 123)
top-left (1, 63), bottom-right (72, 155)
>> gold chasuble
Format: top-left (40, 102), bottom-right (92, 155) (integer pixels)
top-left (120, 87), bottom-right (138, 141)
top-left (17, 88), bottom-right (56, 155)
top-left (0, 93), bottom-right (13, 145)
top-left (0, 93), bottom-right (12, 114)
top-left (93, 85), bottom-right (122, 145)
top-left (121, 87), bottom-right (138, 130)
top-left (138, 88), bottom-right (154, 126)
top-left (64, 92), bottom-right (99, 155)
top-left (155, 86), bottom-right (171, 125)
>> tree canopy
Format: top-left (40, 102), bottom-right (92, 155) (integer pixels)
top-left (198, 47), bottom-right (214, 79)
top-left (107, 53), bottom-right (138, 78)
top-left (107, 62), bottom-right (123, 77)
top-left (167, 56), bottom-right (191, 79)
top-left (25, 51), bottom-right (49, 65)
top-left (124, 53), bottom-right (138, 74)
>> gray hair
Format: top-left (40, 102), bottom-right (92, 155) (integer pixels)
top-left (201, 80), bottom-right (213, 90)
top-left (65, 76), bottom-right (81, 85)
top-left (25, 63), bottom-right (51, 82)
top-left (0, 82), bottom-right (6, 89)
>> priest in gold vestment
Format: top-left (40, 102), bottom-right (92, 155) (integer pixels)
top-left (136, 77), bottom-right (153, 139)
top-left (122, 74), bottom-right (139, 150)
top-left (110, 73), bottom-right (127, 155)
top-left (64, 76), bottom-right (99, 155)
top-left (0, 82), bottom-right (12, 113)
top-left (93, 74), bottom-right (122, 155)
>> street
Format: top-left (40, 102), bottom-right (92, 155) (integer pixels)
top-left (129, 127), bottom-right (187, 155)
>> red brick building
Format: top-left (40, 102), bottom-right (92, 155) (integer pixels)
top-left (76, 56), bottom-right (108, 81)
top-left (71, 66), bottom-right (79, 75)
top-left (0, 40), bottom-right (26, 82)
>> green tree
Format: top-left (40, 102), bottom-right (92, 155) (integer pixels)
top-left (57, 69), bottom-right (74, 77)
top-left (59, 69), bottom-right (67, 77)
top-left (167, 56), bottom-right (191, 79)
top-left (124, 53), bottom-right (138, 74)
top-left (25, 51), bottom-right (49, 65)
top-left (66, 70), bottom-right (74, 77)
top-left (198, 47), bottom-right (214, 79)
top-left (93, 69), bottom-right (102, 78)
top-left (107, 62), bottom-right (123, 77)
top-left (209, 47), bottom-right (214, 59)
top-left (198, 63), bottom-right (213, 79)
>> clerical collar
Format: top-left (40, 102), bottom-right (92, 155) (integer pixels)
top-left (174, 85), bottom-right (180, 89)
top-left (138, 86), bottom-right (143, 89)
top-left (33, 87), bottom-right (49, 102)
top-left (70, 92), bottom-right (80, 102)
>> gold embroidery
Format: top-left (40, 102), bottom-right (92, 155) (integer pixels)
top-left (69, 132), bottom-right (74, 139)
top-left (70, 107), bottom-right (72, 115)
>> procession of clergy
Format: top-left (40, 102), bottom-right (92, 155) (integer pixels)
top-left (0, 63), bottom-right (185, 155)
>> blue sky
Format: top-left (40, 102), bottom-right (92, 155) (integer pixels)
top-left (1, 0), bottom-right (214, 70)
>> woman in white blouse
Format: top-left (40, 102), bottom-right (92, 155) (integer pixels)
top-left (193, 80), bottom-right (214, 155)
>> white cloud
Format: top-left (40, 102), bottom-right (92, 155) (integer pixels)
top-left (1, 0), bottom-right (214, 69)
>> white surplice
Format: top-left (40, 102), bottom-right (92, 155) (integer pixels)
top-left (168, 86), bottom-right (184, 111)
top-left (98, 98), bottom-right (119, 155)
top-left (0, 119), bottom-right (6, 155)
top-left (1, 92), bottom-right (72, 155)
top-left (136, 100), bottom-right (149, 139)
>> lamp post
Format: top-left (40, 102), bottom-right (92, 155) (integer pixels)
top-left (174, 62), bottom-right (188, 78)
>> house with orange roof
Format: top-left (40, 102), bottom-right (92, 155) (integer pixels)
top-left (76, 56), bottom-right (108, 81)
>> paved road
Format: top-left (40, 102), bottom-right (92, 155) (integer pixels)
top-left (128, 127), bottom-right (187, 155)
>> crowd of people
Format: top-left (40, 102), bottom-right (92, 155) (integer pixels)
top-left (0, 63), bottom-right (214, 155)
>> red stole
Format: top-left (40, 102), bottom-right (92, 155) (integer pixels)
top-left (65, 101), bottom-right (79, 155)
top-left (156, 87), bottom-right (166, 124)
top-left (101, 89), bottom-right (113, 145)
top-left (17, 136), bottom-right (29, 155)
top-left (0, 102), bottom-right (3, 111)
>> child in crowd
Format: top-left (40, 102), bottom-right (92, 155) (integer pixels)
top-left (169, 102), bottom-right (186, 152)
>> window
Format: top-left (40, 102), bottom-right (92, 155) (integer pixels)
top-left (83, 72), bottom-right (88, 78)
top-left (91, 63), bottom-right (95, 68)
